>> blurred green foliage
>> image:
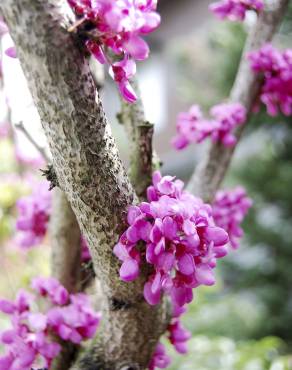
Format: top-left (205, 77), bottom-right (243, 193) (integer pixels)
top-left (167, 336), bottom-right (290, 370)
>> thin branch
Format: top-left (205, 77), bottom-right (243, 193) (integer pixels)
top-left (118, 78), bottom-right (155, 198)
top-left (15, 121), bottom-right (50, 162)
top-left (0, 1), bottom-right (167, 368)
top-left (50, 188), bottom-right (82, 370)
top-left (187, 0), bottom-right (289, 202)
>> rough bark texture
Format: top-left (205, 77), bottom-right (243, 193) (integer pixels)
top-left (0, 1), bottom-right (166, 368)
top-left (187, 0), bottom-right (289, 202)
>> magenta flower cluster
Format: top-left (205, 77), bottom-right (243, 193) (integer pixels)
top-left (213, 187), bottom-right (252, 249)
top-left (0, 277), bottom-right (100, 370)
top-left (248, 44), bottom-right (292, 116)
top-left (67, 0), bottom-right (160, 103)
top-left (209, 0), bottom-right (264, 21)
top-left (15, 180), bottom-right (91, 261)
top-left (15, 181), bottom-right (51, 249)
top-left (172, 103), bottom-right (246, 150)
top-left (114, 171), bottom-right (229, 308)
top-left (114, 171), bottom-right (230, 368)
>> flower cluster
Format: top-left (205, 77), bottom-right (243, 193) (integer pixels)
top-left (14, 180), bottom-right (92, 261)
top-left (114, 172), bottom-right (230, 368)
top-left (0, 277), bottom-right (101, 370)
top-left (114, 171), bottom-right (229, 307)
top-left (15, 181), bottom-right (51, 249)
top-left (248, 44), bottom-right (292, 116)
top-left (171, 103), bottom-right (246, 150)
top-left (209, 0), bottom-right (264, 21)
top-left (213, 187), bottom-right (252, 249)
top-left (67, 0), bottom-right (160, 103)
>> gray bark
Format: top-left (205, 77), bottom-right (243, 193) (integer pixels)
top-left (187, 0), bottom-right (289, 202)
top-left (0, 1), bottom-right (166, 368)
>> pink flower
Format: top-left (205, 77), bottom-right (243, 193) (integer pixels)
top-left (81, 236), bottom-right (91, 262)
top-left (213, 187), bottom-right (252, 249)
top-left (168, 319), bottom-right (191, 354)
top-left (31, 277), bottom-right (69, 305)
top-left (15, 181), bottom-right (51, 249)
top-left (109, 58), bottom-right (137, 103)
top-left (248, 44), bottom-right (292, 116)
top-left (209, 0), bottom-right (264, 21)
top-left (5, 46), bottom-right (17, 59)
top-left (47, 294), bottom-right (101, 344)
top-left (148, 343), bottom-right (171, 370)
top-left (172, 103), bottom-right (246, 150)
top-left (68, 0), bottom-right (160, 102)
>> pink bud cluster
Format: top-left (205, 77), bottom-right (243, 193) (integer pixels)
top-left (114, 170), bottom-right (229, 308)
top-left (172, 103), bottom-right (246, 150)
top-left (212, 187), bottom-right (252, 249)
top-left (248, 44), bottom-right (292, 116)
top-left (67, 0), bottom-right (160, 103)
top-left (209, 0), bottom-right (264, 21)
top-left (0, 277), bottom-right (101, 370)
top-left (15, 181), bottom-right (51, 249)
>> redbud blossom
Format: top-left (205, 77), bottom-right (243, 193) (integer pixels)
top-left (209, 0), bottom-right (264, 21)
top-left (172, 103), bottom-right (246, 150)
top-left (15, 181), bottom-right (51, 249)
top-left (67, 0), bottom-right (160, 103)
top-left (248, 44), bottom-right (292, 116)
top-left (148, 343), bottom-right (171, 370)
top-left (0, 278), bottom-right (100, 370)
top-left (114, 171), bottom-right (229, 309)
top-left (213, 187), bottom-right (252, 249)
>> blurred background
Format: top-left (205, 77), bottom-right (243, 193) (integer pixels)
top-left (1, 0), bottom-right (292, 369)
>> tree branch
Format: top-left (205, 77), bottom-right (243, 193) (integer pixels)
top-left (0, 1), bottom-right (166, 368)
top-left (15, 121), bottom-right (50, 162)
top-left (118, 79), bottom-right (155, 198)
top-left (50, 188), bottom-right (82, 293)
top-left (187, 0), bottom-right (289, 202)
top-left (50, 190), bottom-right (82, 370)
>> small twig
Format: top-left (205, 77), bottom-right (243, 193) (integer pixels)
top-left (118, 78), bottom-right (159, 198)
top-left (15, 121), bottom-right (50, 162)
top-left (187, 0), bottom-right (289, 202)
top-left (67, 16), bottom-right (87, 33)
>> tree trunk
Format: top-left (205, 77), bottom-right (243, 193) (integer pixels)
top-left (0, 1), bottom-right (167, 368)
